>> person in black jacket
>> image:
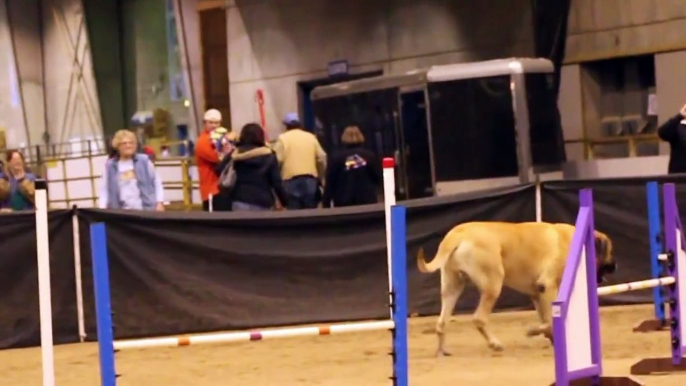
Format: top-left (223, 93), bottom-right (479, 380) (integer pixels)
top-left (322, 125), bottom-right (381, 208)
top-left (229, 123), bottom-right (288, 211)
top-left (658, 104), bottom-right (686, 174)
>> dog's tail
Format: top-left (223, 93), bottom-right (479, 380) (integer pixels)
top-left (416, 235), bottom-right (461, 273)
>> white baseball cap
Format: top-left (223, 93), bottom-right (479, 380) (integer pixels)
top-left (283, 112), bottom-right (300, 125)
top-left (204, 109), bottom-right (222, 122)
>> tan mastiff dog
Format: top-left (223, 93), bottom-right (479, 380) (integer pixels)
top-left (416, 221), bottom-right (615, 355)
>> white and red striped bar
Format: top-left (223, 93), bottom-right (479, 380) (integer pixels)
top-left (597, 277), bottom-right (676, 297)
top-left (113, 320), bottom-right (395, 350)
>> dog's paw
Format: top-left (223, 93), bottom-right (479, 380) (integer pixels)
top-left (525, 326), bottom-right (542, 337)
top-left (488, 341), bottom-right (504, 352)
top-left (435, 349), bottom-right (452, 357)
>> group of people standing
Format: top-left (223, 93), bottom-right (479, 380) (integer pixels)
top-left (7, 102), bottom-right (686, 213)
top-left (196, 109), bottom-right (382, 212)
top-left (0, 108), bottom-right (384, 214)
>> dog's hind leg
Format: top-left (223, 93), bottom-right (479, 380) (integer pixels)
top-left (469, 263), bottom-right (505, 352)
top-left (435, 269), bottom-right (465, 357)
top-left (530, 295), bottom-right (545, 324)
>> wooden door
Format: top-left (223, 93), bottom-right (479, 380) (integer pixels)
top-left (199, 8), bottom-right (230, 126)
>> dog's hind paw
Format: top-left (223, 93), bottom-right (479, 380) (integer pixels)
top-left (488, 341), bottom-right (504, 352)
top-left (435, 349), bottom-right (452, 357)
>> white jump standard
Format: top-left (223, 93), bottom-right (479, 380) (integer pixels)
top-left (551, 184), bottom-right (686, 386)
top-left (90, 158), bottom-right (409, 386)
top-left (34, 179), bottom-right (56, 386)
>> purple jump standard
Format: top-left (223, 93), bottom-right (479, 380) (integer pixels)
top-left (630, 183), bottom-right (686, 376)
top-left (550, 189), bottom-right (645, 386)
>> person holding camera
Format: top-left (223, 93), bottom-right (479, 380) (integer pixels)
top-left (0, 150), bottom-right (36, 212)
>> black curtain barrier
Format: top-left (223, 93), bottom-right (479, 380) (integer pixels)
top-left (531, 0), bottom-right (572, 97)
top-left (6, 176), bottom-right (686, 350)
top-left (541, 175), bottom-right (686, 307)
top-left (75, 184), bottom-right (536, 342)
top-left (0, 210), bottom-right (78, 349)
top-left (530, 0), bottom-right (572, 167)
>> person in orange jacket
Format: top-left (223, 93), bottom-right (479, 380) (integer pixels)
top-left (195, 109), bottom-right (235, 211)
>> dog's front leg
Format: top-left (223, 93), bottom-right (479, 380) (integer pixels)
top-left (526, 284), bottom-right (557, 343)
top-left (526, 281), bottom-right (556, 343)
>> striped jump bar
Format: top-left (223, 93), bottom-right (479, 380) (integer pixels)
top-left (597, 276), bottom-right (676, 297)
top-left (113, 320), bottom-right (395, 351)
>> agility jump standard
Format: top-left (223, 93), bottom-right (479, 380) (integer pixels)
top-left (551, 184), bottom-right (686, 386)
top-left (32, 180), bottom-right (56, 386)
top-left (591, 181), bottom-right (674, 333)
top-left (633, 181), bottom-right (670, 332)
top-left (91, 159), bottom-right (409, 386)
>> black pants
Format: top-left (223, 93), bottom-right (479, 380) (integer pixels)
top-left (202, 191), bottom-right (232, 212)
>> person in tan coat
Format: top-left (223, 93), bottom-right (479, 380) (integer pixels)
top-left (272, 112), bottom-right (327, 209)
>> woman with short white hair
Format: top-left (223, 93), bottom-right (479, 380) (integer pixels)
top-left (98, 129), bottom-right (165, 211)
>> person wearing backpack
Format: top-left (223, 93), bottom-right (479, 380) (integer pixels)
top-left (221, 123), bottom-right (288, 211)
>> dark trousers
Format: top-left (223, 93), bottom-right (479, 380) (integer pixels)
top-left (283, 175), bottom-right (319, 210)
top-left (202, 191), bottom-right (232, 212)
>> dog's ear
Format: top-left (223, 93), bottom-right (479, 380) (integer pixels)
top-left (595, 234), bottom-right (607, 259)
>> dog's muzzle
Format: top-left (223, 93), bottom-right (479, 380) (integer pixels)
top-left (596, 261), bottom-right (617, 284)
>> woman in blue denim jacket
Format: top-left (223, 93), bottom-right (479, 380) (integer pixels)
top-left (0, 150), bottom-right (36, 212)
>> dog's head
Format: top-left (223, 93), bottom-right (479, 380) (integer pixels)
top-left (594, 230), bottom-right (616, 283)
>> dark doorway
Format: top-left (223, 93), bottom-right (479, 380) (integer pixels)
top-left (199, 8), bottom-right (230, 124)
top-left (312, 87), bottom-right (433, 201)
top-left (298, 71), bottom-right (383, 132)
top-left (399, 90), bottom-right (434, 199)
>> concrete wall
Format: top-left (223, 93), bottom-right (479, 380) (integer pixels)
top-left (556, 1), bottom-right (686, 177)
top-left (565, 0), bottom-right (686, 63)
top-left (655, 50), bottom-right (686, 124)
top-left (563, 156), bottom-right (670, 179)
top-left (556, 58), bottom-right (674, 176)
top-left (654, 49), bottom-right (686, 157)
top-left (558, 64), bottom-right (585, 162)
top-left (226, 0), bottom-right (534, 138)
top-left (179, 0), bottom-right (686, 144)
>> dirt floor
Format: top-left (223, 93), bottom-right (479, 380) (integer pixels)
top-left (1, 304), bottom-right (684, 386)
